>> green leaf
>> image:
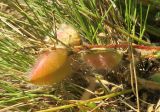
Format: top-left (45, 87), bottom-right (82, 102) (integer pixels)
top-left (149, 72), bottom-right (160, 83)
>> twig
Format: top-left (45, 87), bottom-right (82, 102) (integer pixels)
top-left (37, 89), bottom-right (132, 112)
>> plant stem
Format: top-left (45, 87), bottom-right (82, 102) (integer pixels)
top-left (38, 89), bottom-right (132, 112)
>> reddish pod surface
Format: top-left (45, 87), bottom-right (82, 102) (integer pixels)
top-left (82, 50), bottom-right (122, 70)
top-left (29, 48), bottom-right (72, 85)
top-left (29, 47), bottom-right (122, 85)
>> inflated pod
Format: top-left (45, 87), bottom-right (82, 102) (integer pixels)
top-left (81, 49), bottom-right (122, 70)
top-left (29, 48), bottom-right (72, 85)
top-left (57, 24), bottom-right (81, 46)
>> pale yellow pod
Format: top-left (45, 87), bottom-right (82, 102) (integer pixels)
top-left (29, 48), bottom-right (72, 85)
top-left (57, 24), bottom-right (81, 46)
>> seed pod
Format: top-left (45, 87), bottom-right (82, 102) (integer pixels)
top-left (29, 48), bottom-right (72, 85)
top-left (57, 24), bottom-right (81, 46)
top-left (81, 49), bottom-right (122, 70)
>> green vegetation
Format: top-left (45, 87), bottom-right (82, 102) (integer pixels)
top-left (0, 0), bottom-right (160, 111)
